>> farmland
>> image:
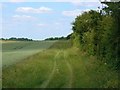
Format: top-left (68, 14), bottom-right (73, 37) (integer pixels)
top-left (1, 41), bottom-right (56, 67)
top-left (1, 1), bottom-right (119, 89)
top-left (2, 40), bottom-right (118, 88)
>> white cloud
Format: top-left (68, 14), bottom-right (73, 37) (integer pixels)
top-left (1, 0), bottom-right (100, 2)
top-left (54, 22), bottom-right (61, 25)
top-left (54, 0), bottom-right (101, 8)
top-left (13, 15), bottom-right (34, 19)
top-left (37, 22), bottom-right (62, 27)
top-left (37, 23), bottom-right (47, 27)
top-left (62, 9), bottom-right (90, 17)
top-left (48, 0), bottom-right (99, 2)
top-left (16, 6), bottom-right (53, 14)
top-left (72, 2), bottom-right (101, 7)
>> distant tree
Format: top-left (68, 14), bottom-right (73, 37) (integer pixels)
top-left (45, 36), bottom-right (67, 41)
top-left (9, 37), bottom-right (17, 41)
top-left (0, 37), bottom-right (33, 41)
top-left (0, 38), bottom-right (5, 40)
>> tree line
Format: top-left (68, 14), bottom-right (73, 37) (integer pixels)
top-left (45, 35), bottom-right (71, 41)
top-left (0, 37), bottom-right (33, 41)
top-left (71, 2), bottom-right (120, 70)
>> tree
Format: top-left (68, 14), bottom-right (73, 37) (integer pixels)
top-left (71, 4), bottom-right (120, 69)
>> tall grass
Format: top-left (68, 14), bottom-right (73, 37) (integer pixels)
top-left (2, 40), bottom-right (118, 88)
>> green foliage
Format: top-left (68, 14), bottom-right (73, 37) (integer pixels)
top-left (45, 36), bottom-right (66, 40)
top-left (0, 37), bottom-right (33, 41)
top-left (72, 3), bottom-right (120, 69)
top-left (45, 34), bottom-right (72, 41)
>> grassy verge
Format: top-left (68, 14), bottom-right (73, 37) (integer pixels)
top-left (2, 40), bottom-right (118, 88)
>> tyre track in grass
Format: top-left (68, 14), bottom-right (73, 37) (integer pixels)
top-left (39, 51), bottom-right (61, 88)
top-left (63, 51), bottom-right (74, 88)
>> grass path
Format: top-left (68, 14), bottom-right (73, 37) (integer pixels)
top-left (39, 50), bottom-right (74, 88)
top-left (63, 51), bottom-right (73, 88)
top-left (39, 51), bottom-right (60, 88)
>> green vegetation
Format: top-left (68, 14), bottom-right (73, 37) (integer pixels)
top-left (2, 41), bottom-right (118, 88)
top-left (71, 3), bottom-right (120, 70)
top-left (0, 37), bottom-right (33, 41)
top-left (45, 34), bottom-right (71, 41)
top-left (2, 2), bottom-right (119, 89)
top-left (2, 41), bottom-right (56, 67)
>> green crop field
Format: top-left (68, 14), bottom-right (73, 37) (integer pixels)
top-left (1, 41), bottom-right (56, 67)
top-left (2, 40), bottom-right (118, 88)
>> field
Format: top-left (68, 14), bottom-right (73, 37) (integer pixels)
top-left (2, 40), bottom-right (118, 88)
top-left (1, 41), bottom-right (56, 67)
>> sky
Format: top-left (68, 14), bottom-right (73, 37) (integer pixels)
top-left (0, 0), bottom-right (102, 40)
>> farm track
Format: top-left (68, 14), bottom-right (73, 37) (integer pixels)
top-left (38, 50), bottom-right (74, 88)
top-left (64, 51), bottom-right (73, 88)
top-left (39, 51), bottom-right (61, 88)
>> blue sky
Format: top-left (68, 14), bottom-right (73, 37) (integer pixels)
top-left (0, 0), bottom-right (102, 40)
